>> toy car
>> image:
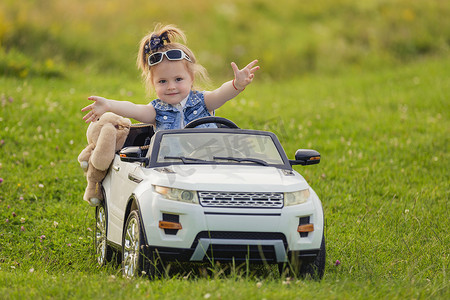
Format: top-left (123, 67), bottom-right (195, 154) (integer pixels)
top-left (94, 117), bottom-right (325, 279)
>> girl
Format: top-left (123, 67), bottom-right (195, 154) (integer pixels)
top-left (82, 24), bottom-right (259, 131)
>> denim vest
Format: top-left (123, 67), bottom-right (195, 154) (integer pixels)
top-left (151, 90), bottom-right (217, 131)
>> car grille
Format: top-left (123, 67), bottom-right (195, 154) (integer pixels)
top-left (198, 191), bottom-right (284, 208)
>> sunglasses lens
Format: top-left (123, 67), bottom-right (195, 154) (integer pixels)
top-left (149, 53), bottom-right (162, 65)
top-left (166, 49), bottom-right (183, 60)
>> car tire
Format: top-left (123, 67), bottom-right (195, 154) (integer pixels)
top-left (279, 234), bottom-right (326, 280)
top-left (122, 210), bottom-right (147, 278)
top-left (95, 204), bottom-right (113, 266)
top-left (299, 234), bottom-right (326, 279)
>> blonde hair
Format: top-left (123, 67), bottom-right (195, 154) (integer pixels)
top-left (137, 24), bottom-right (209, 93)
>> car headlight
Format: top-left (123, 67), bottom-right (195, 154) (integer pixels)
top-left (154, 185), bottom-right (199, 204)
top-left (284, 189), bottom-right (310, 206)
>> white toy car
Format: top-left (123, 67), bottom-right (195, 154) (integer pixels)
top-left (94, 117), bottom-right (325, 279)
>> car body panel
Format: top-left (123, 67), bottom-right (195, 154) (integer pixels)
top-left (101, 126), bottom-right (324, 264)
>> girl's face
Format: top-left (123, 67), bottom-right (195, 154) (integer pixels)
top-left (151, 60), bottom-right (194, 105)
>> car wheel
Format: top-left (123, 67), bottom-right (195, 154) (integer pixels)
top-left (299, 234), bottom-right (326, 279)
top-left (279, 234), bottom-right (326, 280)
top-left (122, 210), bottom-right (146, 278)
top-left (95, 204), bottom-right (113, 266)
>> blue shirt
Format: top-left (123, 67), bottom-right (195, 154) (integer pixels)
top-left (151, 90), bottom-right (217, 131)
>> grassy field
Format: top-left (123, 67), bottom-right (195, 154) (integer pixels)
top-left (1, 0), bottom-right (449, 299)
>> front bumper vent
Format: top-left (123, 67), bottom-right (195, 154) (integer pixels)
top-left (299, 216), bottom-right (311, 238)
top-left (162, 213), bottom-right (180, 235)
top-left (190, 231), bottom-right (289, 263)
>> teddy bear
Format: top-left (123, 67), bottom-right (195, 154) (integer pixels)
top-left (78, 112), bottom-right (131, 206)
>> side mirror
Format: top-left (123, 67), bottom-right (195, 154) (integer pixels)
top-left (119, 146), bottom-right (149, 165)
top-left (289, 149), bottom-right (321, 166)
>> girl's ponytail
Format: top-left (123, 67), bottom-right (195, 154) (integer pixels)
top-left (137, 24), bottom-right (187, 73)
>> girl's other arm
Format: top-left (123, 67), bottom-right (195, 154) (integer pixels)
top-left (204, 60), bottom-right (259, 111)
top-left (82, 96), bottom-right (156, 124)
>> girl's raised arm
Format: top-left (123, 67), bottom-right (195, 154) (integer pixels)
top-left (204, 60), bottom-right (259, 111)
top-left (82, 96), bottom-right (156, 124)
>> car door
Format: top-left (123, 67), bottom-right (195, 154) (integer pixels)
top-left (108, 156), bottom-right (140, 245)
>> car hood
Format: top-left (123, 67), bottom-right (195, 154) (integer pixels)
top-left (141, 164), bottom-right (309, 192)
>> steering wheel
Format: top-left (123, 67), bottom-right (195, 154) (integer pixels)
top-left (184, 116), bottom-right (239, 129)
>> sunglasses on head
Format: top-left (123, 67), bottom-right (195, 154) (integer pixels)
top-left (148, 49), bottom-right (192, 66)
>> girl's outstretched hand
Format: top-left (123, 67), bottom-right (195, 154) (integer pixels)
top-left (81, 96), bottom-right (110, 123)
top-left (231, 60), bottom-right (260, 91)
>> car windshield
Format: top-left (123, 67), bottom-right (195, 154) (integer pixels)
top-left (156, 132), bottom-right (284, 165)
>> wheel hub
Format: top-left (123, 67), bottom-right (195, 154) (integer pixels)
top-left (123, 217), bottom-right (140, 277)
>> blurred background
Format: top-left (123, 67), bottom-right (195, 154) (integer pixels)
top-left (1, 0), bottom-right (449, 83)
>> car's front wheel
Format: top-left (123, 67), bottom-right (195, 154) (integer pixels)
top-left (299, 234), bottom-right (326, 279)
top-left (279, 234), bottom-right (326, 280)
top-left (122, 210), bottom-right (146, 278)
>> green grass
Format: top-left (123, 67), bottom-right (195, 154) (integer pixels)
top-left (1, 0), bottom-right (449, 298)
top-left (1, 0), bottom-right (449, 79)
top-left (1, 56), bottom-right (448, 299)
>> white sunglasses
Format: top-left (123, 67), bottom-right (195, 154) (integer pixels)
top-left (148, 49), bottom-right (192, 66)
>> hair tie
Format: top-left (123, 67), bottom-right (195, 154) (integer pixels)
top-left (144, 42), bottom-right (150, 54)
top-left (149, 32), bottom-right (169, 51)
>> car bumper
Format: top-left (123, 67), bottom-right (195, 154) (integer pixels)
top-left (137, 189), bottom-right (323, 263)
